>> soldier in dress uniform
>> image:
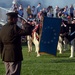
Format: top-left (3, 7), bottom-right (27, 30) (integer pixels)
top-left (0, 12), bottom-right (33, 75)
top-left (65, 17), bottom-right (75, 58)
top-left (68, 17), bottom-right (75, 58)
top-left (57, 19), bottom-right (69, 54)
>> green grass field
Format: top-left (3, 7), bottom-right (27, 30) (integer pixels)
top-left (0, 43), bottom-right (75, 75)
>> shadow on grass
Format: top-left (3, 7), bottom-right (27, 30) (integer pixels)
top-left (50, 58), bottom-right (75, 63)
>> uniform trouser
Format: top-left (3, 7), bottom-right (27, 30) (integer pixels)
top-left (57, 36), bottom-right (68, 53)
top-left (4, 61), bottom-right (21, 75)
top-left (57, 36), bottom-right (63, 54)
top-left (70, 39), bottom-right (75, 57)
top-left (63, 37), bottom-right (68, 51)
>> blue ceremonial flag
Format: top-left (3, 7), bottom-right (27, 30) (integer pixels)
top-left (39, 17), bottom-right (62, 56)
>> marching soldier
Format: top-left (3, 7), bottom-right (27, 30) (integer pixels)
top-left (65, 17), bottom-right (75, 58)
top-left (0, 12), bottom-right (33, 75)
top-left (57, 19), bottom-right (69, 54)
top-left (68, 17), bottom-right (75, 58)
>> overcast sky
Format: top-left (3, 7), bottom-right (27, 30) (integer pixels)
top-left (0, 0), bottom-right (75, 8)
